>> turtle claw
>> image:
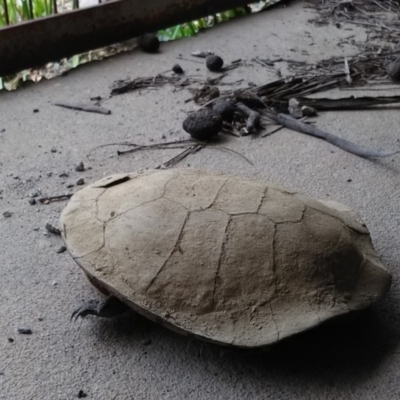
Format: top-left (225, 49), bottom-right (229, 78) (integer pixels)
top-left (71, 296), bottom-right (129, 322)
top-left (71, 299), bottom-right (102, 322)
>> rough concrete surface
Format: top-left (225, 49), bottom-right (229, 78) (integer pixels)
top-left (1, 1), bottom-right (399, 399)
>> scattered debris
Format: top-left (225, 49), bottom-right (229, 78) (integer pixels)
top-left (111, 72), bottom-right (235, 96)
top-left (90, 96), bottom-right (103, 103)
top-left (17, 327), bottom-right (32, 335)
top-left (212, 98), bottom-right (236, 120)
top-left (38, 194), bottom-right (73, 204)
top-left (3, 211), bottom-right (12, 218)
top-left (90, 138), bottom-right (251, 169)
top-left (54, 102), bottom-right (111, 115)
top-left (45, 223), bottom-right (61, 235)
top-left (296, 96), bottom-right (400, 111)
top-left (206, 55), bottom-right (224, 72)
top-left (190, 86), bottom-right (220, 104)
top-left (308, 0), bottom-right (400, 50)
top-left (301, 105), bottom-right (318, 117)
top-left (138, 33), bottom-right (160, 53)
top-left (172, 64), bottom-right (184, 74)
top-left (75, 162), bottom-right (85, 172)
top-left (161, 144), bottom-right (205, 168)
top-left (56, 246), bottom-right (67, 254)
top-left (191, 50), bottom-right (214, 58)
top-left (234, 102), bottom-right (260, 134)
top-left (77, 390), bottom-right (87, 398)
top-left (111, 74), bottom-right (184, 95)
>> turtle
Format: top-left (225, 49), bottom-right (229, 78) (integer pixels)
top-left (60, 168), bottom-right (391, 348)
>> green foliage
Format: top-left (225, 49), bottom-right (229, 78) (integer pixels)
top-left (158, 7), bottom-right (249, 41)
top-left (0, 0), bottom-right (54, 25)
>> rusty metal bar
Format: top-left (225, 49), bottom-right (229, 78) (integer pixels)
top-left (0, 0), bottom-right (253, 76)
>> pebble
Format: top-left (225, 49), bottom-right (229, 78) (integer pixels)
top-left (77, 390), bottom-right (87, 398)
top-left (76, 179), bottom-right (85, 186)
top-left (75, 161), bottom-right (85, 172)
top-left (29, 198), bottom-right (37, 205)
top-left (56, 246), bottom-right (67, 254)
top-left (3, 211), bottom-right (12, 218)
top-left (45, 222), bottom-right (61, 235)
top-left (51, 147), bottom-right (57, 153)
top-left (172, 64), bottom-right (184, 74)
top-left (17, 327), bottom-right (32, 335)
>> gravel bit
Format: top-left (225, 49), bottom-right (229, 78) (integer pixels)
top-left (18, 327), bottom-right (32, 335)
top-left (75, 162), bottom-right (85, 172)
top-left (45, 222), bottom-right (61, 235)
top-left (172, 64), bottom-right (184, 74)
top-left (56, 246), bottom-right (67, 254)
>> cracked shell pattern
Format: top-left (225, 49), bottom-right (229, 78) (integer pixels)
top-left (60, 169), bottom-right (392, 348)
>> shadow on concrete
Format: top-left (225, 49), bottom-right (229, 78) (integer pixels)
top-left (87, 289), bottom-right (400, 388)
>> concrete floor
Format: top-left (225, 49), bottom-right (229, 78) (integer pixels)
top-left (1, 1), bottom-right (400, 399)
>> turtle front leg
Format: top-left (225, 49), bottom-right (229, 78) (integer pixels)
top-left (71, 296), bottom-right (130, 321)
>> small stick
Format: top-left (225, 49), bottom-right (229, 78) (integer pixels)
top-left (38, 194), bottom-right (73, 204)
top-left (54, 102), bottom-right (111, 115)
top-left (234, 103), bottom-right (260, 133)
top-left (265, 112), bottom-right (399, 158)
top-left (176, 56), bottom-right (203, 64)
top-left (45, 223), bottom-right (61, 235)
top-left (159, 144), bottom-right (205, 169)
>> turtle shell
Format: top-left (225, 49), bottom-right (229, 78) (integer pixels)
top-left (60, 169), bottom-right (391, 348)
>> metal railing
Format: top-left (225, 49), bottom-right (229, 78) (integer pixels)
top-left (0, 0), bottom-right (111, 26)
top-left (0, 0), bottom-right (278, 76)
